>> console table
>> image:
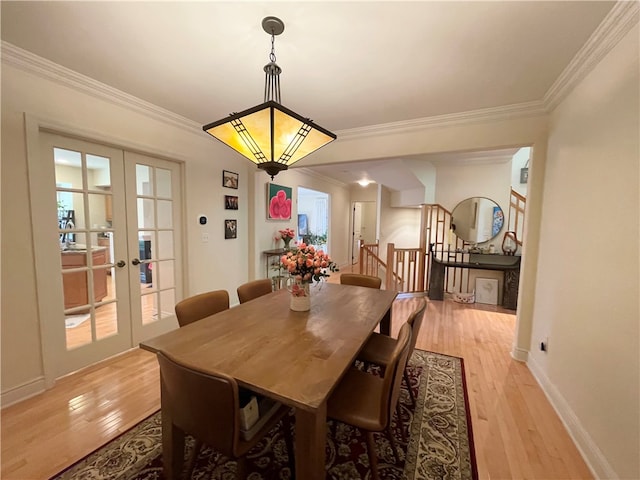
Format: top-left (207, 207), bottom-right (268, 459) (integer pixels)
top-left (428, 249), bottom-right (521, 309)
top-left (263, 248), bottom-right (287, 290)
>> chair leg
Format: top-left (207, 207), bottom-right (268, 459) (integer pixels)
top-left (386, 425), bottom-right (400, 463)
top-left (396, 403), bottom-right (407, 443)
top-left (365, 431), bottom-right (380, 480)
top-left (235, 456), bottom-right (247, 480)
top-left (184, 439), bottom-right (202, 479)
top-left (403, 369), bottom-right (416, 407)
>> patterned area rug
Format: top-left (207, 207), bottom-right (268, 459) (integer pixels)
top-left (51, 350), bottom-right (477, 480)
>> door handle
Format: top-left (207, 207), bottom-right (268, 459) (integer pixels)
top-left (131, 258), bottom-right (141, 266)
top-left (116, 260), bottom-right (126, 268)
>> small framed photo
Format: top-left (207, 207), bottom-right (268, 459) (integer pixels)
top-left (224, 219), bottom-right (237, 239)
top-left (520, 167), bottom-right (529, 184)
top-left (225, 195), bottom-right (238, 210)
top-left (223, 170), bottom-right (239, 189)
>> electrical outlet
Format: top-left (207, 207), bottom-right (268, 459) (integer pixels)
top-left (540, 337), bottom-right (549, 353)
top-left (201, 232), bottom-right (209, 243)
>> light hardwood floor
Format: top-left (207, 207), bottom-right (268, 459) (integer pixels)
top-left (1, 274), bottom-right (593, 479)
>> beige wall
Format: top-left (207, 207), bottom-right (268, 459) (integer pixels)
top-left (527, 24), bottom-right (639, 479)
top-left (435, 160), bottom-right (512, 216)
top-left (349, 183), bottom-right (378, 202)
top-left (379, 186), bottom-right (422, 251)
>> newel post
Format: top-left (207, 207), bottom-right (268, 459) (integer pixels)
top-left (386, 243), bottom-right (395, 290)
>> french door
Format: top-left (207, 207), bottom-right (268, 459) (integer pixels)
top-left (34, 132), bottom-right (182, 379)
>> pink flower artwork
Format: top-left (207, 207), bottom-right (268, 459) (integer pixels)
top-left (268, 184), bottom-right (293, 219)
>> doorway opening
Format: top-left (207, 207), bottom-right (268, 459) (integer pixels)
top-left (351, 201), bottom-right (377, 265)
top-left (297, 187), bottom-right (330, 254)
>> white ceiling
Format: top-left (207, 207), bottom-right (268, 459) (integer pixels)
top-left (1, 1), bottom-right (616, 189)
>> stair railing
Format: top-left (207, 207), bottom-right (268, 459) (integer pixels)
top-left (508, 188), bottom-right (526, 246)
top-left (385, 243), bottom-right (424, 292)
top-left (370, 196), bottom-right (526, 295)
top-left (358, 242), bottom-right (381, 277)
top-left (358, 242), bottom-right (403, 289)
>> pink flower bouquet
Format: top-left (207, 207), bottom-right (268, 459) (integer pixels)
top-left (278, 228), bottom-right (295, 240)
top-left (280, 242), bottom-right (338, 284)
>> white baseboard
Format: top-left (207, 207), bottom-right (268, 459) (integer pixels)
top-left (1, 376), bottom-right (46, 409)
top-left (511, 345), bottom-right (529, 362)
top-left (527, 355), bottom-right (618, 480)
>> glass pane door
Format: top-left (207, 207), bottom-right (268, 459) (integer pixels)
top-left (125, 152), bottom-right (182, 344)
top-left (55, 148), bottom-right (119, 349)
top-left (39, 132), bottom-right (132, 377)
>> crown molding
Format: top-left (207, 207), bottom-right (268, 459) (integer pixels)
top-left (1, 41), bottom-right (203, 136)
top-left (544, 1), bottom-right (640, 111)
top-left (293, 167), bottom-right (350, 188)
top-left (335, 101), bottom-right (547, 140)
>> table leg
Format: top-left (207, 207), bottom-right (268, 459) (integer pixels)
top-left (294, 403), bottom-right (327, 479)
top-left (380, 309), bottom-right (392, 336)
top-left (162, 408), bottom-right (185, 479)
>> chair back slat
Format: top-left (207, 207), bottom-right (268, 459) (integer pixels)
top-left (237, 279), bottom-right (273, 304)
top-left (175, 290), bottom-right (229, 327)
top-left (158, 351), bottom-right (240, 456)
top-left (340, 273), bottom-right (382, 289)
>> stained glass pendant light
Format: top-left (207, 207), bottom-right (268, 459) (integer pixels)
top-left (202, 16), bottom-right (337, 179)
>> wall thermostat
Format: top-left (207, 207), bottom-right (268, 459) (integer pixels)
top-left (198, 215), bottom-right (207, 225)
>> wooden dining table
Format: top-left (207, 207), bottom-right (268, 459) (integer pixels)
top-left (139, 282), bottom-right (397, 479)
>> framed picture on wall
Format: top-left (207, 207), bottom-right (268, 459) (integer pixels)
top-left (298, 214), bottom-right (309, 235)
top-left (225, 195), bottom-right (238, 210)
top-left (223, 170), bottom-right (239, 189)
top-left (224, 219), bottom-right (237, 239)
top-left (267, 183), bottom-right (292, 220)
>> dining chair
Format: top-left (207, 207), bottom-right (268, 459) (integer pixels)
top-left (174, 290), bottom-right (230, 327)
top-left (339, 273), bottom-right (382, 289)
top-left (157, 351), bottom-right (295, 479)
top-left (327, 323), bottom-right (412, 480)
top-left (175, 289), bottom-right (264, 415)
top-left (237, 279), bottom-right (273, 304)
top-left (357, 298), bottom-right (427, 407)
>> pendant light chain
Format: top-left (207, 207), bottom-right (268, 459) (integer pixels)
top-left (264, 30), bottom-right (281, 104)
top-left (270, 31), bottom-right (277, 63)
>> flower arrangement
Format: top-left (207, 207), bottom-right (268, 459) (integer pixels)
top-left (278, 228), bottom-right (295, 241)
top-left (280, 242), bottom-right (338, 285)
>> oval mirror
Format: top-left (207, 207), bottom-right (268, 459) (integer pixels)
top-left (451, 197), bottom-right (504, 244)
